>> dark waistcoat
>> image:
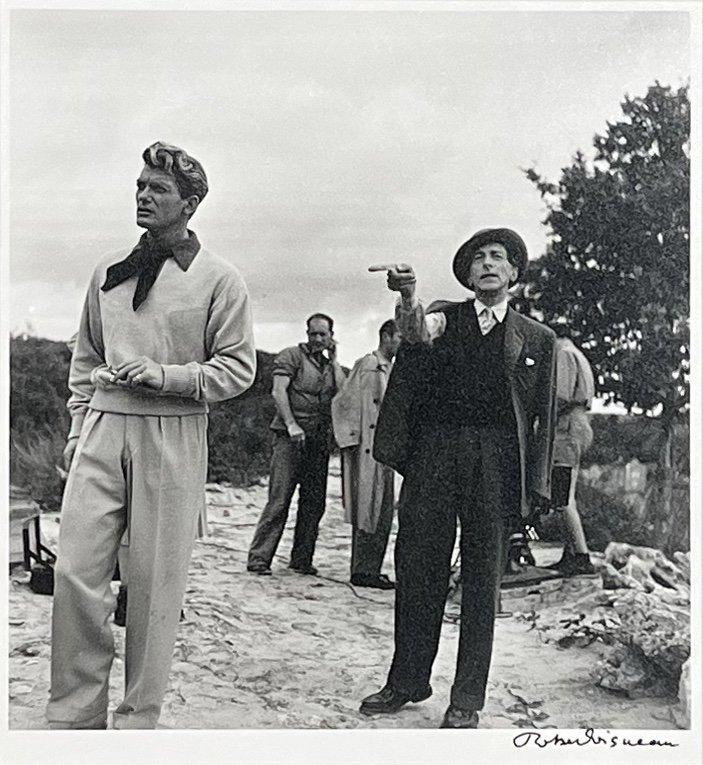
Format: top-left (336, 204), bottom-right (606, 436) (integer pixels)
top-left (417, 301), bottom-right (515, 430)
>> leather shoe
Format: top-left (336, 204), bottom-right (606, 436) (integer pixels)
top-left (440, 705), bottom-right (479, 728)
top-left (289, 563), bottom-right (318, 576)
top-left (351, 573), bottom-right (395, 590)
top-left (247, 564), bottom-right (272, 576)
top-left (359, 684), bottom-right (432, 715)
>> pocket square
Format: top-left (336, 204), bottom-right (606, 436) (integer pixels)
top-left (524, 357), bottom-right (535, 366)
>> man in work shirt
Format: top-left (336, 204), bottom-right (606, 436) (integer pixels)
top-left (332, 319), bottom-right (402, 589)
top-left (362, 228), bottom-right (557, 728)
top-left (247, 314), bottom-right (345, 576)
top-left (47, 141), bottom-right (256, 729)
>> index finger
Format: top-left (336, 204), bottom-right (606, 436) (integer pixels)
top-left (368, 263), bottom-right (398, 272)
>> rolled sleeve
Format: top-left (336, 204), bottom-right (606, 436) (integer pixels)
top-left (272, 346), bottom-right (302, 379)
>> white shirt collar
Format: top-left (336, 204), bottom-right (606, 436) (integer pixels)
top-left (474, 297), bottom-right (509, 323)
top-left (373, 348), bottom-right (392, 368)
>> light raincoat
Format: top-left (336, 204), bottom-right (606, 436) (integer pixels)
top-left (331, 351), bottom-right (394, 534)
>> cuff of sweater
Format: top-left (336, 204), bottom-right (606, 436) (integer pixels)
top-left (161, 364), bottom-right (197, 397)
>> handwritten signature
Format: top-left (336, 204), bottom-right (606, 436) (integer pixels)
top-left (513, 728), bottom-right (678, 749)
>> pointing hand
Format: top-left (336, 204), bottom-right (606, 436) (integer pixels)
top-left (368, 263), bottom-right (416, 297)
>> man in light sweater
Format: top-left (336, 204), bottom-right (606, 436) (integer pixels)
top-left (47, 142), bottom-right (256, 729)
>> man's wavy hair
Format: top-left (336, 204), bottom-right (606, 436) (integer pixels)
top-left (142, 142), bottom-right (209, 202)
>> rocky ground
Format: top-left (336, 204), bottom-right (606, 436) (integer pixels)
top-left (8, 458), bottom-right (685, 731)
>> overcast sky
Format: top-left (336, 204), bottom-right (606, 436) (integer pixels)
top-left (7, 6), bottom-right (691, 368)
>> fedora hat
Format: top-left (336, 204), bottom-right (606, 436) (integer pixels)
top-left (452, 228), bottom-right (528, 289)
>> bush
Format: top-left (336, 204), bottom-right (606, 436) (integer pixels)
top-left (207, 394), bottom-right (277, 485)
top-left (10, 335), bottom-right (71, 436)
top-left (10, 336), bottom-right (72, 510)
top-left (539, 479), bottom-right (671, 553)
top-left (10, 427), bottom-right (67, 512)
top-left (10, 336), bottom-right (280, 502)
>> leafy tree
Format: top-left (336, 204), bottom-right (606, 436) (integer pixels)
top-left (516, 82), bottom-right (690, 550)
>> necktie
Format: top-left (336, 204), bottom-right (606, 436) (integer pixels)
top-left (479, 307), bottom-right (497, 335)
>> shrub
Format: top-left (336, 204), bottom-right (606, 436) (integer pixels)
top-left (538, 479), bottom-right (678, 553)
top-left (10, 427), bottom-right (67, 512)
top-left (10, 335), bottom-right (71, 436)
top-left (10, 337), bottom-right (280, 501)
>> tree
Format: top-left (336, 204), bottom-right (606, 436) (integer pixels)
top-left (517, 83), bottom-right (690, 549)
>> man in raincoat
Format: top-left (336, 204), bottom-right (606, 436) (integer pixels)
top-left (332, 320), bottom-right (402, 589)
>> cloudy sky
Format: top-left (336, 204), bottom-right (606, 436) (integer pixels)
top-left (7, 5), bottom-right (691, 367)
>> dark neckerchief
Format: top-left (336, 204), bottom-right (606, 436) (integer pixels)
top-left (101, 230), bottom-right (201, 310)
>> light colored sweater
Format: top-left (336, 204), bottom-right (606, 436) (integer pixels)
top-left (67, 243), bottom-right (257, 438)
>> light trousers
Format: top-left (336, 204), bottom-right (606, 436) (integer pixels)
top-left (47, 409), bottom-right (207, 729)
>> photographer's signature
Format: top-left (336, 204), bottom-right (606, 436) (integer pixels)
top-left (513, 728), bottom-right (678, 749)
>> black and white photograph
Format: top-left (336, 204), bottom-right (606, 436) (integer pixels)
top-left (1, 1), bottom-right (701, 764)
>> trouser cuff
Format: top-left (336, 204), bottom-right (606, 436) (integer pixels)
top-left (47, 710), bottom-right (108, 729)
top-left (450, 689), bottom-right (485, 711)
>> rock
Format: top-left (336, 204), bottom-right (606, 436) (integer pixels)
top-left (605, 590), bottom-right (690, 697)
top-left (604, 542), bottom-right (689, 592)
top-left (670, 658), bottom-right (690, 728)
top-left (621, 556), bottom-right (656, 592)
top-left (600, 561), bottom-right (644, 591)
top-left (595, 651), bottom-right (648, 696)
top-left (672, 551), bottom-right (690, 584)
top-left (9, 682), bottom-right (34, 697)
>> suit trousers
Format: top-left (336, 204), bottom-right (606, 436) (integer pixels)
top-left (387, 424), bottom-right (520, 711)
top-left (47, 409), bottom-right (207, 729)
top-left (248, 422), bottom-right (330, 569)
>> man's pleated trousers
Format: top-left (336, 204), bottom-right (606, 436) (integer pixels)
top-left (47, 409), bottom-right (207, 729)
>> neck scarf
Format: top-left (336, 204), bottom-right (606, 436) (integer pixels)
top-left (101, 234), bottom-right (178, 310)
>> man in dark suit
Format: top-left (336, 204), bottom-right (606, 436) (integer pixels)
top-left (362, 228), bottom-right (557, 728)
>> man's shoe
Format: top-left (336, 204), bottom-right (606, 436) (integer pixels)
top-left (359, 684), bottom-right (432, 715)
top-left (562, 553), bottom-right (596, 576)
top-left (289, 563), bottom-right (318, 576)
top-left (351, 573), bottom-right (395, 590)
top-left (440, 705), bottom-right (479, 729)
top-left (114, 585), bottom-right (127, 627)
top-left (247, 564), bottom-right (272, 576)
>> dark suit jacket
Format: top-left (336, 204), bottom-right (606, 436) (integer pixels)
top-left (373, 300), bottom-right (557, 518)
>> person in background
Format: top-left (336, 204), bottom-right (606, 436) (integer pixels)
top-left (332, 319), bottom-right (402, 590)
top-left (361, 228), bottom-right (557, 728)
top-left (546, 322), bottom-right (596, 576)
top-left (247, 314), bottom-right (346, 576)
top-left (48, 141), bottom-right (256, 729)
